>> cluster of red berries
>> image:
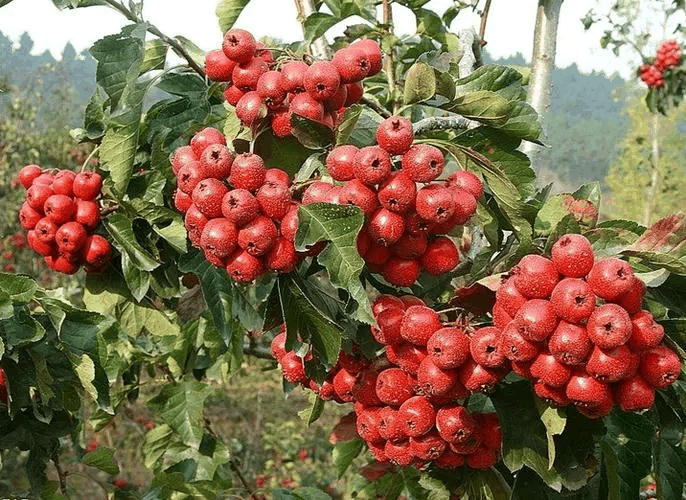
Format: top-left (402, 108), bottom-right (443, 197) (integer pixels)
top-left (205, 28), bottom-right (381, 135)
top-left (492, 233), bottom-right (681, 418)
top-left (16, 165), bottom-right (111, 274)
top-left (639, 39), bottom-right (682, 88)
top-left (172, 127), bottom-right (303, 282)
top-left (301, 115), bottom-right (481, 287)
top-left (271, 294), bottom-right (502, 471)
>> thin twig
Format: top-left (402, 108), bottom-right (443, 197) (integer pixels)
top-left (242, 345), bottom-right (273, 359)
top-left (102, 0), bottom-right (205, 77)
top-left (382, 0), bottom-right (399, 114)
top-left (361, 96), bottom-right (392, 118)
top-left (412, 115), bottom-right (472, 135)
top-left (229, 458), bottom-right (254, 494)
top-left (53, 455), bottom-right (69, 497)
top-left (478, 0), bottom-right (493, 44)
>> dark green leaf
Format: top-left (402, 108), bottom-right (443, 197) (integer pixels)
top-left (231, 274), bottom-right (277, 332)
top-left (141, 39), bottom-right (168, 74)
top-left (295, 154), bottom-right (326, 183)
top-left (336, 104), bottom-right (362, 145)
top-left (253, 132), bottom-right (314, 176)
top-left (468, 468), bottom-right (512, 500)
top-left (216, 0), bottom-right (251, 32)
top-left (332, 438), bottom-right (364, 478)
top-left (404, 62), bottom-right (437, 104)
top-left (304, 12), bottom-right (340, 43)
top-left (105, 213), bottom-right (159, 270)
top-left (290, 114), bottom-right (335, 150)
top-left (445, 90), bottom-right (514, 127)
top-left (0, 310), bottom-right (45, 348)
top-left (0, 272), bottom-right (37, 303)
top-left (298, 392), bottom-right (326, 425)
top-left (83, 447), bottom-right (120, 475)
top-left (295, 203), bottom-right (373, 324)
top-left (653, 433), bottom-right (686, 500)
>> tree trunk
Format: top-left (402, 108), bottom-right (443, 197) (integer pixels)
top-left (643, 113), bottom-right (660, 226)
top-left (522, 0), bottom-right (564, 165)
top-left (295, 0), bottom-right (331, 59)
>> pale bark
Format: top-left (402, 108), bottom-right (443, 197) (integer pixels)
top-left (294, 0), bottom-right (331, 59)
top-left (643, 113), bottom-right (660, 226)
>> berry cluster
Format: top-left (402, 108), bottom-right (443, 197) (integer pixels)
top-left (172, 127), bottom-right (302, 282)
top-left (302, 115), bottom-right (481, 287)
top-left (271, 294), bottom-right (502, 471)
top-left (639, 39), bottom-right (682, 88)
top-left (16, 165), bottom-right (111, 274)
top-left (492, 233), bottom-right (681, 418)
top-left (205, 28), bottom-right (381, 135)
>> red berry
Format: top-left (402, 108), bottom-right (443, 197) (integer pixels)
top-left (237, 216), bottom-right (277, 256)
top-left (495, 277), bottom-right (527, 317)
top-left (174, 190), bottom-right (193, 214)
top-left (281, 61), bottom-right (309, 94)
top-left (289, 92), bottom-right (325, 123)
top-left (401, 145), bottom-right (444, 182)
top-left (266, 238), bottom-right (298, 273)
top-left (614, 277), bottom-right (645, 315)
top-left (376, 116), bottom-right (414, 156)
top-left (450, 187), bottom-right (478, 226)
top-left (565, 371), bottom-right (611, 408)
top-left (351, 39), bottom-right (382, 75)
top-left (83, 235), bottom-right (112, 269)
top-left (27, 230), bottom-right (54, 256)
top-left (52, 170), bottom-right (76, 196)
top-left (192, 179), bottom-right (229, 219)
top-left (469, 327), bottom-right (506, 368)
top-left (184, 204), bottom-right (209, 247)
top-left (382, 257), bottom-right (420, 287)
top-left (75, 200), bottom-right (101, 230)
top-left (435, 404), bottom-right (477, 443)
top-left (390, 234), bottom-right (427, 260)
top-left (387, 343), bottom-right (427, 374)
top-left (446, 170), bottom-right (483, 199)
top-left (221, 188), bottom-right (260, 227)
top-left (398, 396), bottom-right (436, 437)
top-left (200, 218), bottom-right (238, 259)
top-left (499, 322), bottom-right (540, 362)
top-left (200, 144), bottom-right (234, 180)
top-left (368, 208), bottom-right (405, 246)
top-left (339, 179), bottom-right (379, 217)
top-left (530, 351), bottom-right (571, 387)
top-left (534, 381), bottom-right (570, 406)
top-left (257, 181), bottom-right (292, 219)
top-left (226, 249), bottom-right (263, 282)
top-left (417, 356), bottom-right (459, 396)
top-left (627, 310), bottom-right (664, 351)
top-left (55, 222), bottom-right (87, 254)
top-left (191, 128), bottom-right (226, 158)
top-left (357, 407), bottom-right (384, 443)
top-left (235, 91), bottom-right (267, 126)
top-left (550, 233), bottom-right (594, 278)
top-left (376, 367), bottom-right (415, 406)
top-left (230, 153), bottom-right (266, 192)
top-left (410, 430), bottom-right (447, 460)
top-left (326, 145), bottom-right (358, 181)
top-left (222, 29), bottom-right (257, 64)
top-left (26, 183), bottom-right (54, 211)
top-left (400, 305), bottom-right (442, 346)
top-left (177, 161), bottom-right (203, 195)
top-left (256, 70), bottom-right (287, 108)
top-left (513, 299), bottom-right (558, 342)
top-left (427, 327), bottom-right (470, 369)
top-left (550, 278), bottom-right (596, 324)
top-left (377, 172), bottom-right (416, 214)
top-left (281, 351), bottom-right (307, 383)
top-left (548, 321), bottom-right (593, 366)
top-left (344, 82), bottom-right (364, 106)
top-left (385, 439), bottom-right (413, 467)
top-left (304, 61), bottom-right (341, 101)
top-left (172, 146), bottom-right (196, 175)
top-left (458, 358), bottom-right (503, 393)
top-left (586, 345), bottom-right (632, 383)
top-left (353, 146), bottom-right (392, 186)
top-left (204, 49), bottom-right (237, 81)
top-left (420, 236), bottom-right (459, 276)
top-left (639, 345), bottom-right (682, 389)
top-left (512, 254), bottom-right (559, 299)
top-left (586, 303), bottom-right (632, 349)
top-left (587, 257), bottom-right (634, 301)
top-left (415, 185), bottom-right (455, 224)
top-left (223, 83), bottom-right (244, 106)
top-left (614, 375), bottom-right (655, 412)
top-left (18, 164), bottom-right (42, 189)
top-left (43, 195), bottom-right (75, 225)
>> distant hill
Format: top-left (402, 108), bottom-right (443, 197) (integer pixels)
top-left (1, 33), bottom-right (630, 190)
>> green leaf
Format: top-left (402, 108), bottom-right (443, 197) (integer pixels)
top-left (290, 114), bottom-right (335, 150)
top-left (600, 410), bottom-right (653, 500)
top-left (468, 469), bottom-right (512, 500)
top-left (653, 436), bottom-right (686, 500)
top-left (445, 90), bottom-right (514, 127)
top-left (295, 154), bottom-right (325, 184)
top-left (535, 399), bottom-right (566, 469)
top-left (148, 380), bottom-right (213, 448)
top-left (173, 36), bottom-right (206, 70)
top-left (336, 104), bottom-right (362, 145)
top-left (536, 195), bottom-right (575, 236)
top-left (142, 424), bottom-right (175, 469)
top-left (278, 274), bottom-right (343, 367)
top-left (83, 447), bottom-right (120, 475)
top-left (216, 0), bottom-right (251, 32)
top-left (253, 132), bottom-right (315, 176)
top-left (141, 39), bottom-right (168, 74)
top-left (295, 203), bottom-right (373, 324)
top-left (231, 274), bottom-right (277, 332)
top-left (0, 272), bottom-right (37, 303)
top-left (178, 251), bottom-right (233, 346)
top-left (1, 311), bottom-right (45, 348)
top-left (332, 438), bottom-right (364, 478)
top-left (304, 12), bottom-right (340, 43)
top-left (418, 474), bottom-right (450, 500)
top-left (404, 62), bottom-right (437, 104)
top-left (298, 392), bottom-right (326, 425)
top-left (347, 107), bottom-right (383, 147)
top-left (105, 213), bottom-right (159, 271)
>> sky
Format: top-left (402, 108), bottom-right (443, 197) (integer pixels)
top-left (0, 0), bottom-right (682, 79)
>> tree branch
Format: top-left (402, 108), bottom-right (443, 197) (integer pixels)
top-left (294, 0), bottom-right (331, 59)
top-left (458, 29), bottom-right (479, 78)
top-left (52, 455), bottom-right (69, 497)
top-left (413, 115), bottom-right (471, 135)
top-left (102, 0), bottom-right (205, 77)
top-left (643, 113), bottom-right (660, 226)
top-left (479, 0), bottom-right (493, 44)
top-left (242, 345), bottom-right (273, 359)
top-left (361, 96), bottom-right (392, 118)
top-left (382, 0), bottom-right (399, 114)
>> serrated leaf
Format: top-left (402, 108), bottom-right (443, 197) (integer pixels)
top-left (445, 90), bottom-right (514, 127)
top-left (105, 213), bottom-right (159, 271)
top-left (231, 274), bottom-right (276, 332)
top-left (418, 474), bottom-right (450, 500)
top-left (298, 392), bottom-right (326, 425)
top-left (304, 12), bottom-right (339, 43)
top-left (1, 311), bottom-right (45, 348)
top-left (295, 203), bottom-right (373, 324)
top-left (141, 39), bottom-right (168, 74)
top-left (142, 424), bottom-right (175, 469)
top-left (83, 447), bottom-right (120, 475)
top-left (148, 380), bottom-right (213, 448)
top-left (216, 0), bottom-right (251, 32)
top-left (290, 114), bottom-right (335, 150)
top-left (0, 272), bottom-right (37, 303)
top-left (404, 62), bottom-right (437, 104)
top-left (600, 410), bottom-right (653, 500)
top-left (332, 438), bottom-right (364, 478)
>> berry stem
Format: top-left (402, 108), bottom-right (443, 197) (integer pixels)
top-left (79, 146), bottom-right (100, 173)
top-left (382, 0), bottom-right (399, 115)
top-left (101, 0), bottom-right (205, 77)
top-left (478, 0), bottom-right (493, 45)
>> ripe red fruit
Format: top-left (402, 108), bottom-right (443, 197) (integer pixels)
top-left (184, 205), bottom-right (209, 247)
top-left (398, 396), bottom-right (436, 437)
top-left (264, 168), bottom-right (291, 187)
top-left (190, 128), bottom-right (226, 158)
top-left (586, 345), bottom-right (632, 383)
top-left (548, 321), bottom-right (593, 366)
top-left (257, 181), bottom-right (291, 219)
top-left (339, 179), bottom-right (378, 217)
top-left (382, 257), bottom-right (421, 287)
top-left (271, 108), bottom-right (292, 138)
top-left (434, 448), bottom-right (466, 469)
top-left (304, 61), bottom-right (341, 100)
top-left (256, 70), bottom-right (287, 107)
top-left (226, 249), bottom-right (263, 282)
top-left (200, 144), bottom-right (233, 180)
top-left (401, 145), bottom-right (444, 182)
top-left (280, 351), bottom-right (307, 383)
top-left (491, 302), bottom-right (513, 331)
top-left (372, 294), bottom-right (405, 316)
top-left (235, 91), bottom-right (267, 126)
top-left (113, 479), bottom-right (128, 490)
top-left (390, 234), bottom-right (427, 260)
top-left (435, 404), bottom-right (477, 443)
top-left (565, 372), bottom-right (612, 408)
top-left (46, 253), bottom-right (81, 274)
top-left (331, 46), bottom-right (370, 84)
top-left (326, 145), bottom-right (358, 181)
top-left (324, 84), bottom-right (347, 111)
top-left (446, 171), bottom-right (483, 199)
top-left (376, 116), bottom-right (414, 156)
top-left (415, 185), bottom-right (455, 224)
top-left (530, 352), bottom-right (571, 387)
top-left (344, 81), bottom-right (364, 106)
top-left (72, 171), bottom-right (102, 200)
top-left (52, 170), bottom-right (76, 196)
top-left (27, 183), bottom-right (54, 211)
top-left (512, 254), bottom-right (559, 299)
top-left (420, 236), bottom-right (459, 276)
top-left (514, 299), bottom-right (558, 342)
top-left (237, 216), bottom-right (277, 256)
top-left (534, 381), bottom-right (570, 406)
top-left (411, 430), bottom-right (447, 460)
top-left (200, 218), bottom-right (238, 259)
top-left (280, 60), bottom-right (309, 94)
top-left (18, 164), bottom-right (42, 189)
top-left (614, 375), bottom-right (655, 412)
top-left (400, 305), bottom-right (442, 346)
top-left (427, 327), bottom-right (470, 369)
top-left (172, 146), bottom-right (196, 175)
top-left (27, 230), bottom-right (53, 256)
top-left (55, 222), bottom-right (87, 253)
top-left (35, 218), bottom-right (59, 243)
top-left (223, 83), bottom-right (244, 106)
top-left (639, 345), bottom-right (682, 389)
top-left (378, 407), bottom-right (406, 442)
top-left (75, 200), bottom-right (101, 230)
top-left (384, 440), bottom-right (413, 467)
top-left (377, 172), bottom-right (416, 214)
top-left (230, 153), bottom-right (266, 192)
top-left (33, 173), bottom-right (55, 186)
top-left (417, 357), bottom-right (459, 396)
top-left (301, 181), bottom-right (333, 204)
top-left (587, 257), bottom-right (635, 301)
top-left (376, 367), bottom-right (415, 406)
top-left (458, 358), bottom-right (503, 393)
top-left (368, 208), bottom-right (405, 246)
top-left (550, 233), bottom-right (594, 278)
top-left (222, 28), bottom-right (256, 64)
top-left (614, 277), bottom-right (645, 314)
top-left (289, 92), bottom-right (325, 123)
top-left (466, 446), bottom-right (498, 469)
top-left (496, 277), bottom-right (527, 317)
top-left (586, 303), bottom-right (632, 349)
top-left (204, 49), bottom-right (236, 82)
top-left (353, 146), bottom-right (392, 186)
top-left (192, 179), bottom-right (229, 219)
top-left (386, 343), bottom-right (427, 374)
top-left (628, 310), bottom-right (664, 351)
top-left (469, 327), bottom-right (506, 368)
top-left (449, 187), bottom-right (478, 226)
top-left (356, 408), bottom-right (384, 443)
top-left (351, 39), bottom-right (382, 75)
top-left (221, 189), bottom-right (260, 227)
top-left (43, 195), bottom-right (75, 225)
top-left (499, 322), bottom-right (540, 362)
top-left (266, 238), bottom-right (298, 273)
top-left (550, 278), bottom-right (595, 324)
top-left (270, 329), bottom-right (287, 360)
top-left (83, 235), bottom-right (112, 269)
top-left (177, 161), bottom-right (203, 195)
top-left (373, 308), bottom-right (404, 345)
top-left (280, 205), bottom-right (299, 242)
